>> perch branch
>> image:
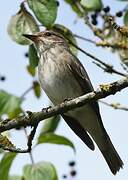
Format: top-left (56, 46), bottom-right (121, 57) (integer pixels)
top-left (0, 77), bottom-right (127, 135)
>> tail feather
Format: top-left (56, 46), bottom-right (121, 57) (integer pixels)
top-left (99, 136), bottom-right (123, 175)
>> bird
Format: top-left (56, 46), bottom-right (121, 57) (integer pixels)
top-left (24, 30), bottom-right (123, 174)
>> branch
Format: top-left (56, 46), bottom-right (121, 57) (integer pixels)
top-left (96, 41), bottom-right (128, 50)
top-left (0, 77), bottom-right (127, 134)
top-left (74, 34), bottom-right (128, 50)
top-left (106, 16), bottom-right (128, 38)
top-left (0, 85), bottom-right (38, 154)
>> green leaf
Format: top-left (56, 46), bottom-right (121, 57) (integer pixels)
top-left (39, 115), bottom-right (61, 135)
top-left (28, 0), bottom-right (58, 27)
top-left (52, 24), bottom-right (78, 55)
top-left (8, 175), bottom-right (24, 180)
top-left (23, 161), bottom-right (58, 180)
top-left (0, 153), bottom-right (17, 180)
top-left (7, 3), bottom-right (39, 45)
top-left (33, 81), bottom-right (41, 98)
top-left (80, 0), bottom-right (103, 11)
top-left (0, 90), bottom-right (23, 118)
top-left (64, 0), bottom-right (83, 16)
top-left (37, 133), bottom-right (75, 152)
top-left (27, 0), bottom-right (33, 10)
top-left (27, 65), bottom-right (36, 77)
top-left (0, 148), bottom-right (4, 154)
top-left (124, 11), bottom-right (128, 26)
top-left (29, 44), bottom-right (39, 68)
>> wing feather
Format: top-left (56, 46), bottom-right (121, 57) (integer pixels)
top-left (62, 114), bottom-right (95, 150)
top-left (61, 51), bottom-right (106, 149)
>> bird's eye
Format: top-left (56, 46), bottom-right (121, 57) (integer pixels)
top-left (45, 32), bottom-right (52, 36)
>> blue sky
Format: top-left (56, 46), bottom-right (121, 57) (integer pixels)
top-left (0, 0), bottom-right (128, 179)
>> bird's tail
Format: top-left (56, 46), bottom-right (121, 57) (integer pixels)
top-left (99, 134), bottom-right (123, 175)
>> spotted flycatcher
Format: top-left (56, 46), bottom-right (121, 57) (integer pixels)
top-left (24, 31), bottom-right (123, 174)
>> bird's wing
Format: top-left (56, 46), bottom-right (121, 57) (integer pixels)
top-left (67, 53), bottom-right (102, 121)
top-left (67, 52), bottom-right (105, 126)
top-left (62, 114), bottom-right (95, 150)
top-left (61, 51), bottom-right (106, 149)
top-left (62, 51), bottom-right (123, 175)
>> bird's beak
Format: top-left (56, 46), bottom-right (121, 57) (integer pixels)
top-left (23, 34), bottom-right (38, 42)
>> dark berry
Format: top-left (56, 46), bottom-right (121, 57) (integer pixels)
top-left (69, 161), bottom-right (76, 167)
top-left (116, 11), bottom-right (123, 17)
top-left (56, 1), bottom-right (59, 6)
top-left (0, 76), bottom-right (6, 81)
top-left (91, 14), bottom-right (97, 20)
top-left (95, 9), bottom-right (101, 13)
top-left (62, 175), bottom-right (67, 179)
top-left (91, 19), bottom-right (98, 25)
top-left (103, 6), bottom-right (110, 13)
top-left (24, 52), bottom-right (29, 58)
top-left (70, 170), bottom-right (77, 177)
top-left (15, 127), bottom-right (22, 130)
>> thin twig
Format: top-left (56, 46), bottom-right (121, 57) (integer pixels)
top-left (0, 124), bottom-right (39, 154)
top-left (23, 128), bottom-right (35, 164)
top-left (99, 100), bottom-right (128, 111)
top-left (74, 34), bottom-right (96, 44)
top-left (21, 85), bottom-right (35, 161)
top-left (27, 123), bottom-right (39, 152)
top-left (0, 85), bottom-right (39, 154)
top-left (21, 85), bottom-right (33, 99)
top-left (2, 85), bottom-right (37, 154)
top-left (68, 40), bottom-right (127, 77)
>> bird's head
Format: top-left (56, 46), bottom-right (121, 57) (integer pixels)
top-left (23, 30), bottom-right (68, 53)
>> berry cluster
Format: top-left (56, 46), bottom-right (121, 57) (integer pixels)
top-left (116, 11), bottom-right (123, 17)
top-left (91, 13), bottom-right (98, 25)
top-left (62, 160), bottom-right (77, 179)
top-left (91, 6), bottom-right (123, 26)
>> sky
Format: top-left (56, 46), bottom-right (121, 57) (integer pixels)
top-left (0, 0), bottom-right (128, 179)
